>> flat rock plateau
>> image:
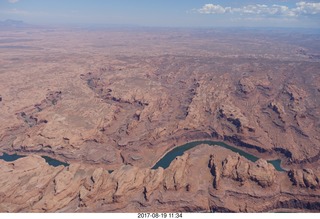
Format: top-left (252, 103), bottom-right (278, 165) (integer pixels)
top-left (0, 27), bottom-right (319, 212)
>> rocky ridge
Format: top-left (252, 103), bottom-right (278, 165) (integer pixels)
top-left (0, 145), bottom-right (319, 212)
top-left (0, 28), bottom-right (319, 213)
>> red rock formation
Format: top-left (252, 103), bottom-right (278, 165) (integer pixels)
top-left (0, 145), bottom-right (319, 212)
top-left (0, 28), bottom-right (319, 212)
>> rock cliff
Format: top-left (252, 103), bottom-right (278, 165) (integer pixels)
top-left (0, 145), bottom-right (319, 212)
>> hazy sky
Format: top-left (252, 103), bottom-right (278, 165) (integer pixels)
top-left (0, 0), bottom-right (319, 28)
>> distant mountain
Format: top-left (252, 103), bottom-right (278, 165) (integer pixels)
top-left (0, 19), bottom-right (32, 28)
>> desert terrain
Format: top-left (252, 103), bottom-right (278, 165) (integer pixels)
top-left (0, 25), bottom-right (319, 212)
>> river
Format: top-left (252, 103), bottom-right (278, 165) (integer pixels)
top-left (152, 140), bottom-right (285, 172)
top-left (0, 140), bottom-right (285, 171)
top-left (0, 153), bottom-right (69, 167)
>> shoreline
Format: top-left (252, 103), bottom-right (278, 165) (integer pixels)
top-left (149, 137), bottom-right (289, 172)
top-left (0, 137), bottom-right (291, 172)
top-left (0, 149), bottom-right (123, 170)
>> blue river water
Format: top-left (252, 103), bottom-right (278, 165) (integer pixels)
top-left (0, 140), bottom-right (285, 171)
top-left (152, 140), bottom-right (285, 172)
top-left (0, 153), bottom-right (69, 167)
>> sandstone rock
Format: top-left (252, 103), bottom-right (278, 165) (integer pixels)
top-left (289, 169), bottom-right (319, 189)
top-left (268, 101), bottom-right (285, 115)
top-left (238, 77), bottom-right (255, 94)
top-left (54, 170), bottom-right (73, 194)
top-left (222, 154), bottom-right (239, 177)
top-left (302, 169), bottom-right (319, 189)
top-left (235, 159), bottom-right (249, 183)
top-left (0, 29), bottom-right (320, 213)
top-left (208, 154), bottom-right (221, 189)
top-left (91, 167), bottom-right (104, 184)
top-left (0, 156), bottom-right (63, 212)
top-left (248, 159), bottom-right (275, 188)
top-left (163, 153), bottom-right (188, 191)
top-left (144, 168), bottom-right (164, 200)
top-left (80, 170), bottom-right (114, 206)
top-left (222, 156), bottom-right (275, 188)
top-left (111, 165), bottom-right (145, 202)
top-left (289, 169), bottom-right (305, 187)
top-left (0, 146), bottom-right (319, 213)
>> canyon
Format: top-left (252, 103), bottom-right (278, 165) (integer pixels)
top-left (0, 27), bottom-right (319, 212)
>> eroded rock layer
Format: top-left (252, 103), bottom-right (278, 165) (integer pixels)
top-left (0, 145), bottom-right (319, 212)
top-left (0, 28), bottom-right (319, 212)
top-left (2, 55), bottom-right (319, 169)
